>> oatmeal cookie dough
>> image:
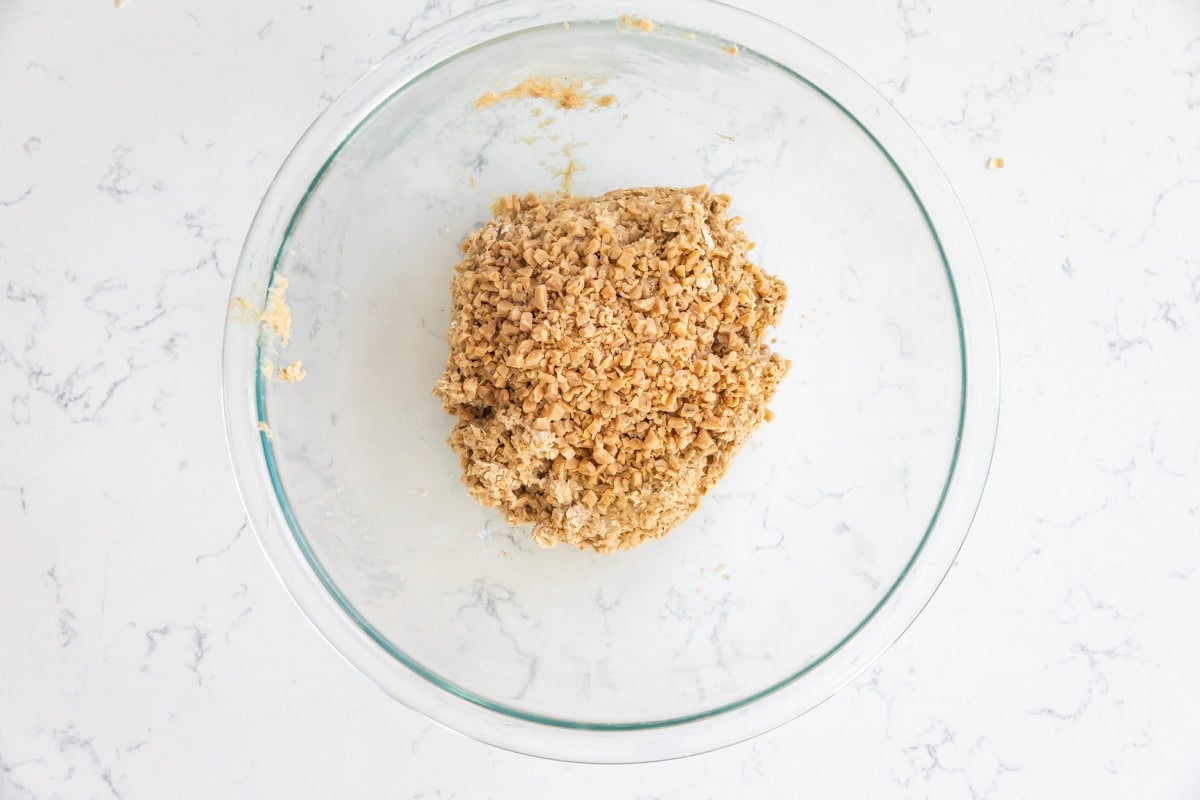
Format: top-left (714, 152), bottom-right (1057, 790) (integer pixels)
top-left (434, 186), bottom-right (789, 552)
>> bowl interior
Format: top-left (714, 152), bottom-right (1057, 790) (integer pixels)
top-left (255, 21), bottom-right (962, 725)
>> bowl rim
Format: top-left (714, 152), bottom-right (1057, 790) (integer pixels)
top-left (222, 0), bottom-right (1000, 763)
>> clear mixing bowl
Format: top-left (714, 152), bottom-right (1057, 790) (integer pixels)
top-left (223, 0), bottom-right (999, 762)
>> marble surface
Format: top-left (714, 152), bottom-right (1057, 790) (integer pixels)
top-left (1, 0), bottom-right (1197, 796)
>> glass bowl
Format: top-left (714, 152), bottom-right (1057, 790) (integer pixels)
top-left (222, 0), bottom-right (999, 763)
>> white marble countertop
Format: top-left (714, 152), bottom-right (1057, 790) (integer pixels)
top-left (3, 0), bottom-right (1198, 796)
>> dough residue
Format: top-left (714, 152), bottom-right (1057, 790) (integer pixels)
top-left (230, 296), bottom-right (259, 323)
top-left (475, 77), bottom-right (614, 111)
top-left (554, 145), bottom-right (581, 198)
top-left (279, 360), bottom-right (307, 383)
top-left (262, 276), bottom-right (293, 347)
top-left (619, 14), bottom-right (655, 32)
top-left (232, 275), bottom-right (303, 384)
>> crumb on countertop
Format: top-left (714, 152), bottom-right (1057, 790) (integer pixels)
top-left (723, 44), bottom-right (739, 55)
top-left (987, 156), bottom-right (1005, 170)
top-left (257, 421), bottom-right (274, 440)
